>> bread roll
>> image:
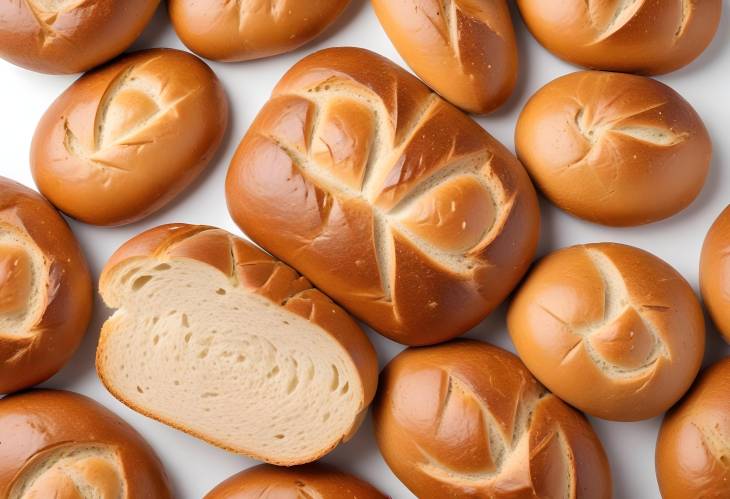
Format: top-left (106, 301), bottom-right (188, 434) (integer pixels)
top-left (656, 358), bottom-right (730, 498)
top-left (700, 206), bottom-right (730, 343)
top-left (0, 0), bottom-right (159, 74)
top-left (373, 339), bottom-right (612, 498)
top-left (371, 0), bottom-right (517, 115)
top-left (0, 176), bottom-right (92, 394)
top-left (226, 47), bottom-right (540, 346)
top-left (31, 48), bottom-right (229, 226)
top-left (508, 243), bottom-right (705, 421)
top-left (169, 0), bottom-right (350, 62)
top-left (97, 224), bottom-right (378, 465)
top-left (516, 0), bottom-right (722, 75)
top-left (515, 71), bottom-right (711, 226)
top-left (205, 463), bottom-right (386, 498)
top-left (0, 390), bottom-right (171, 498)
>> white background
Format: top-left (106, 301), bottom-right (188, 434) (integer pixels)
top-left (0, 2), bottom-right (728, 498)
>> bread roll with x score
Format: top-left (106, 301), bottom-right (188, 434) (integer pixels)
top-left (371, 0), bottom-right (518, 114)
top-left (374, 340), bottom-right (612, 499)
top-left (656, 358), bottom-right (730, 499)
top-left (516, 71), bottom-right (711, 226)
top-left (97, 224), bottom-right (378, 465)
top-left (31, 48), bottom-right (229, 226)
top-left (226, 47), bottom-right (540, 346)
top-left (508, 243), bottom-right (705, 421)
top-left (0, 176), bottom-right (92, 394)
top-left (700, 206), bottom-right (730, 343)
top-left (0, 390), bottom-right (171, 498)
top-left (205, 463), bottom-right (386, 499)
top-left (169, 0), bottom-right (350, 62)
top-left (517, 0), bottom-right (722, 75)
top-left (0, 0), bottom-right (160, 74)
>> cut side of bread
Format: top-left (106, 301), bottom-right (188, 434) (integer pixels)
top-left (97, 224), bottom-right (378, 465)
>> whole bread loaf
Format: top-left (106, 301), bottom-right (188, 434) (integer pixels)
top-left (700, 206), bottom-right (730, 343)
top-left (372, 0), bottom-right (518, 114)
top-left (169, 0), bottom-right (350, 61)
top-left (0, 176), bottom-right (92, 394)
top-left (373, 340), bottom-right (612, 498)
top-left (0, 390), bottom-right (172, 498)
top-left (97, 224), bottom-right (378, 465)
top-left (0, 0), bottom-right (160, 74)
top-left (517, 0), bottom-right (722, 75)
top-left (226, 47), bottom-right (540, 346)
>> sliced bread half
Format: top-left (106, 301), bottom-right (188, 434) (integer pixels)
top-left (97, 224), bottom-right (378, 465)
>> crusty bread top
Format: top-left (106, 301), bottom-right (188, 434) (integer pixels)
top-left (205, 463), bottom-right (387, 498)
top-left (0, 177), bottom-right (92, 394)
top-left (517, 0), bottom-right (722, 75)
top-left (227, 47), bottom-right (540, 345)
top-left (515, 71), bottom-right (711, 226)
top-left (0, 0), bottom-right (160, 74)
top-left (656, 358), bottom-right (730, 499)
top-left (31, 48), bottom-right (229, 226)
top-left (508, 243), bottom-right (705, 421)
top-left (373, 340), bottom-right (612, 499)
top-left (372, 0), bottom-right (518, 114)
top-left (169, 0), bottom-right (350, 62)
top-left (700, 205), bottom-right (730, 343)
top-left (0, 390), bottom-right (172, 498)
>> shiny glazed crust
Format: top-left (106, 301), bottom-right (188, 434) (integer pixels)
top-left (169, 0), bottom-right (350, 61)
top-left (0, 390), bottom-right (172, 498)
top-left (372, 0), bottom-right (518, 114)
top-left (0, 0), bottom-right (160, 74)
top-left (0, 177), bottom-right (92, 394)
top-left (31, 48), bottom-right (229, 226)
top-left (656, 358), bottom-right (730, 498)
top-left (205, 463), bottom-right (387, 498)
top-left (700, 206), bottom-right (730, 343)
top-left (516, 0), bottom-right (722, 75)
top-left (373, 340), bottom-right (612, 499)
top-left (226, 47), bottom-right (540, 346)
top-left (508, 243), bottom-right (705, 421)
top-left (515, 71), bottom-right (711, 226)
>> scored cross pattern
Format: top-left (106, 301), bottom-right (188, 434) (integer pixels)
top-left (236, 0), bottom-right (287, 30)
top-left (22, 0), bottom-right (86, 45)
top-left (542, 249), bottom-right (670, 379)
top-left (62, 56), bottom-right (201, 172)
top-left (413, 372), bottom-right (573, 496)
top-left (9, 444), bottom-right (125, 499)
top-left (261, 82), bottom-right (510, 301)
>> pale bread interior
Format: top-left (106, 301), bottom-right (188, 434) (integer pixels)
top-left (0, 227), bottom-right (46, 338)
top-left (98, 258), bottom-right (363, 463)
top-left (9, 444), bottom-right (124, 499)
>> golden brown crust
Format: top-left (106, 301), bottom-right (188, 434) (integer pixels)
top-left (205, 463), bottom-right (387, 498)
top-left (98, 223), bottom-right (378, 465)
top-left (372, 0), bottom-right (518, 114)
top-left (656, 358), bottom-right (730, 498)
top-left (169, 0), bottom-right (350, 62)
top-left (700, 206), bottom-right (730, 343)
top-left (515, 71), bottom-right (711, 226)
top-left (31, 48), bottom-right (229, 226)
top-left (226, 47), bottom-right (540, 346)
top-left (0, 390), bottom-right (172, 498)
top-left (516, 0), bottom-right (722, 75)
top-left (373, 340), bottom-right (612, 499)
top-left (0, 177), bottom-right (92, 394)
top-left (508, 243), bottom-right (705, 421)
top-left (0, 0), bottom-right (160, 74)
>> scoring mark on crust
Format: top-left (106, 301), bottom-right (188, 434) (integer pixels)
top-left (259, 82), bottom-right (509, 300)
